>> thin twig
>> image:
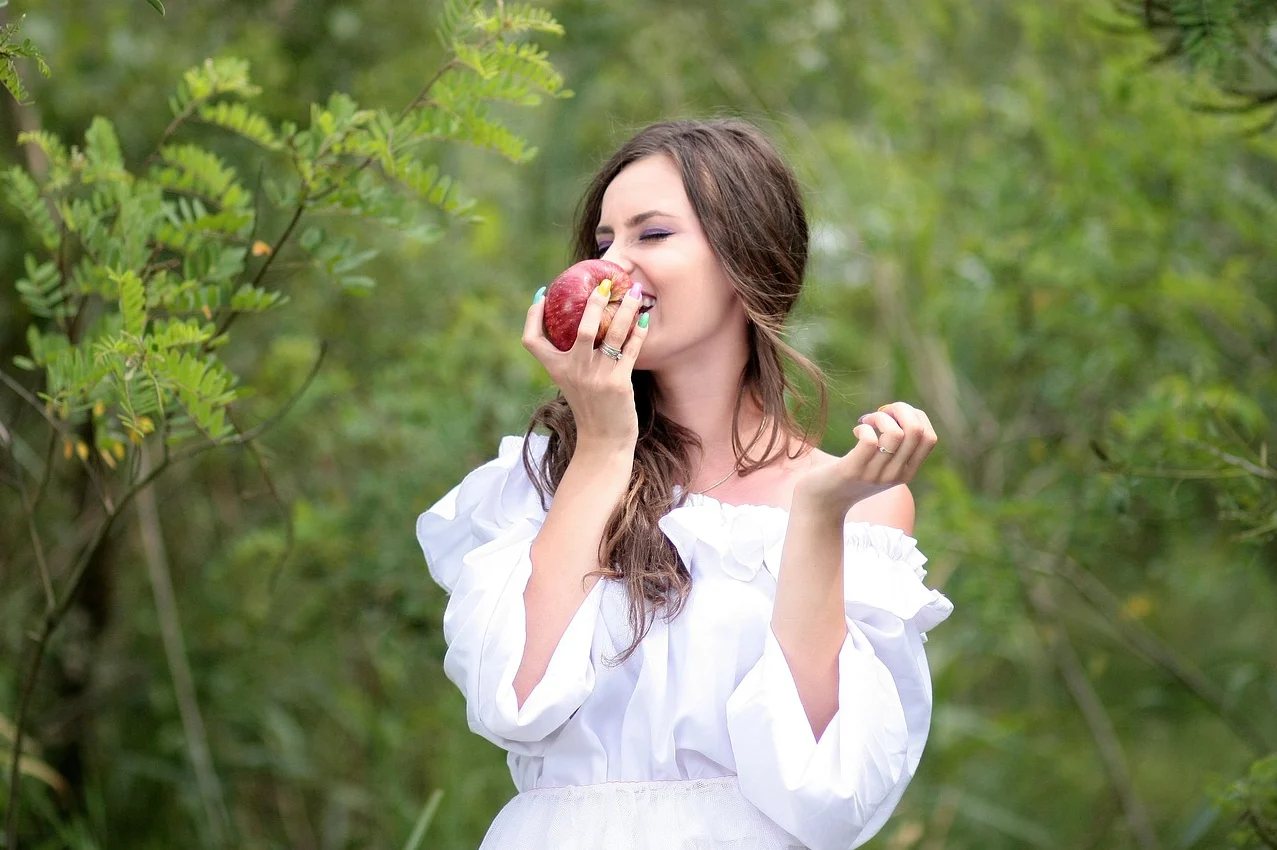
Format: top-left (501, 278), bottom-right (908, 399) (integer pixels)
top-left (135, 443), bottom-right (230, 845)
top-left (4, 341), bottom-right (325, 848)
top-left (0, 370), bottom-right (114, 512)
top-left (144, 100), bottom-right (202, 169)
top-left (18, 478), bottom-right (55, 612)
top-left (1047, 552), bottom-right (1271, 755)
top-left (1025, 577), bottom-right (1161, 850)
top-left (4, 618), bottom-right (52, 849)
top-left (228, 410), bottom-right (295, 596)
top-left (1, 422), bottom-right (55, 610)
top-left (1186, 439), bottom-right (1277, 481)
top-left (174, 341), bottom-right (327, 457)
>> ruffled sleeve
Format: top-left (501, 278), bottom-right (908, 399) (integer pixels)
top-left (725, 522), bottom-right (953, 850)
top-left (416, 433), bottom-right (605, 755)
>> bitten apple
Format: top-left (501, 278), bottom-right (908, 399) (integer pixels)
top-left (541, 259), bottom-right (637, 352)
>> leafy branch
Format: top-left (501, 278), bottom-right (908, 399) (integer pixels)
top-left (1111, 0), bottom-right (1277, 132)
top-left (0, 1), bottom-right (569, 844)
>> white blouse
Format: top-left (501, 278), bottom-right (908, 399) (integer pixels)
top-left (416, 434), bottom-right (953, 850)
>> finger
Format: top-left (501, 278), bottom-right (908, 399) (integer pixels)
top-left (884, 403), bottom-right (925, 461)
top-left (571, 279), bottom-right (616, 356)
top-left (915, 409), bottom-right (938, 444)
top-left (906, 409), bottom-right (939, 468)
top-left (859, 410), bottom-right (906, 453)
top-left (851, 422), bottom-right (881, 458)
top-left (601, 282), bottom-right (644, 353)
top-left (522, 295), bottom-right (557, 360)
top-left (619, 312), bottom-right (650, 367)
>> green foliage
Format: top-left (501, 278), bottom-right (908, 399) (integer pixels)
top-left (0, 15), bottom-right (50, 105)
top-left (2, 5), bottom-right (569, 458)
top-left (1216, 754), bottom-right (1277, 848)
top-left (1111, 0), bottom-right (1277, 129)
top-left (0, 2), bottom-right (569, 845)
top-left (1, 0), bottom-right (1274, 848)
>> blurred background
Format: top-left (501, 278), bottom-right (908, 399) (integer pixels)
top-left (1, 0), bottom-right (1274, 848)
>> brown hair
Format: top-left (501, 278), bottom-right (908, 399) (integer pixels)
top-left (522, 118), bottom-right (828, 660)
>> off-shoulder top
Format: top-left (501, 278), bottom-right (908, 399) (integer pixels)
top-left (415, 434), bottom-right (953, 850)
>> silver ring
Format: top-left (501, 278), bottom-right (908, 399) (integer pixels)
top-left (599, 342), bottom-right (624, 361)
top-left (878, 446), bottom-right (896, 455)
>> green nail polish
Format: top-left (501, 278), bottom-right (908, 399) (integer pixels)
top-left (533, 286), bottom-right (546, 305)
top-left (638, 312), bottom-right (650, 329)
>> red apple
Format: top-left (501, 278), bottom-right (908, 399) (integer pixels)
top-left (541, 259), bottom-right (636, 352)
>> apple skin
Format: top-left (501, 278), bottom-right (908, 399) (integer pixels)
top-left (542, 259), bottom-right (636, 352)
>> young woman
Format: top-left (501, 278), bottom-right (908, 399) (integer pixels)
top-left (416, 119), bottom-right (952, 850)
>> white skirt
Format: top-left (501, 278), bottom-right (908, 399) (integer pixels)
top-left (478, 776), bottom-right (806, 850)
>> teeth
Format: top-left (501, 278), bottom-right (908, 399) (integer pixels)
top-left (641, 296), bottom-right (656, 308)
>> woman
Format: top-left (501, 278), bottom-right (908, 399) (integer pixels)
top-left (416, 119), bottom-right (952, 850)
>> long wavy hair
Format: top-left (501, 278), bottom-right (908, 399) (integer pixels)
top-left (522, 118), bottom-right (829, 660)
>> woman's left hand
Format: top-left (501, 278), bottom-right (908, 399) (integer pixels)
top-left (794, 401), bottom-right (938, 516)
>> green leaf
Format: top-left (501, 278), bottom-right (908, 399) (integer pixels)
top-left (146, 0), bottom-right (166, 14)
top-left (114, 270), bottom-right (148, 337)
top-left (196, 100), bottom-right (281, 150)
top-left (15, 254), bottom-right (64, 319)
top-left (83, 117), bottom-right (126, 178)
top-left (3, 166), bottom-right (60, 251)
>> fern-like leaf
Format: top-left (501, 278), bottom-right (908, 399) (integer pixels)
top-left (436, 0), bottom-right (482, 49)
top-left (83, 118), bottom-right (128, 183)
top-left (171, 57), bottom-right (261, 116)
top-left (15, 255), bottom-right (65, 319)
top-left (197, 100), bottom-right (282, 151)
top-left (230, 284), bottom-right (288, 312)
top-left (151, 144), bottom-right (252, 212)
top-left (3, 165), bottom-right (60, 251)
top-left (17, 130), bottom-right (69, 171)
top-left (474, 3), bottom-right (565, 37)
top-left (113, 269), bottom-right (148, 337)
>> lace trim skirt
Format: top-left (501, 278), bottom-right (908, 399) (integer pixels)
top-left (478, 776), bottom-right (806, 850)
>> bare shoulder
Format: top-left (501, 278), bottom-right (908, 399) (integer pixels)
top-left (800, 447), bottom-right (917, 535)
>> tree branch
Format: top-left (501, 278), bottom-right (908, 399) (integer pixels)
top-left (135, 443), bottom-right (230, 845)
top-left (1025, 576), bottom-right (1162, 850)
top-left (1046, 552), bottom-right (1272, 755)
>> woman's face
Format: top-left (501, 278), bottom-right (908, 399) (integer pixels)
top-left (595, 154), bottom-right (747, 371)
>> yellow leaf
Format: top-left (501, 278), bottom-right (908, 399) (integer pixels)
top-left (63, 439), bottom-right (73, 459)
top-left (0, 747), bottom-right (71, 800)
top-left (251, 240), bottom-right (273, 257)
top-left (202, 304), bottom-right (213, 320)
top-left (100, 448), bottom-right (117, 469)
top-left (137, 416), bottom-right (155, 434)
top-left (1122, 594), bottom-right (1154, 620)
top-left (75, 441), bottom-right (90, 461)
top-left (112, 442), bottom-right (126, 460)
top-left (93, 399), bottom-right (106, 417)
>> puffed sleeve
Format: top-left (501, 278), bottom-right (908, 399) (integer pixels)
top-left (415, 433), bottom-right (606, 755)
top-left (725, 523), bottom-right (953, 850)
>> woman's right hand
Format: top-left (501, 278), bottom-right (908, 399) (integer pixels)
top-left (523, 280), bottom-right (649, 452)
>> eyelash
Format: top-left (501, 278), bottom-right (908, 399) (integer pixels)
top-left (595, 230), bottom-right (672, 256)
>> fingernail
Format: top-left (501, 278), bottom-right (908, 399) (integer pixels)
top-left (533, 286), bottom-right (546, 305)
top-left (858, 415), bottom-right (869, 424)
top-left (638, 313), bottom-right (650, 329)
top-left (627, 281), bottom-right (643, 300)
top-left (596, 279), bottom-right (612, 298)
top-left (878, 405), bottom-right (891, 412)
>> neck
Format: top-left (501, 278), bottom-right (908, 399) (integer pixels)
top-left (647, 353), bottom-right (770, 490)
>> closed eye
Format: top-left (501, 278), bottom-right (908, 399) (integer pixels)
top-left (640, 229), bottom-right (673, 243)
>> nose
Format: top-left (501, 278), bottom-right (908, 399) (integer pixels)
top-left (600, 243), bottom-right (635, 275)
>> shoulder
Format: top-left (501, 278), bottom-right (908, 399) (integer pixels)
top-left (801, 447), bottom-right (916, 535)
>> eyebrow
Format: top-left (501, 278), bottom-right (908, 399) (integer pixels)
top-left (595, 209), bottom-right (678, 237)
